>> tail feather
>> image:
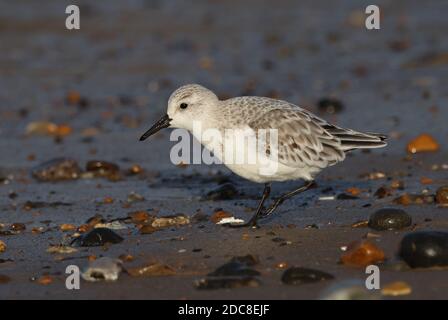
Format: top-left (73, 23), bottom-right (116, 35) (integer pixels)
top-left (323, 125), bottom-right (387, 151)
top-left (338, 132), bottom-right (387, 151)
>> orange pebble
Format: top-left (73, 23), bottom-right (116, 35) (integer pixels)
top-left (407, 134), bottom-right (439, 154)
top-left (341, 240), bottom-right (385, 267)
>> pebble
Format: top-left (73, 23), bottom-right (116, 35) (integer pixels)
top-left (138, 225), bottom-right (157, 234)
top-left (82, 257), bottom-right (122, 282)
top-left (340, 240), bottom-right (385, 267)
top-left (71, 228), bottom-right (124, 247)
top-left (435, 186), bottom-right (448, 206)
top-left (281, 267), bottom-right (334, 285)
top-left (407, 134), bottom-right (439, 154)
top-left (381, 281), bottom-right (412, 297)
top-left (37, 275), bottom-right (53, 285)
top-left (128, 211), bottom-right (151, 223)
top-left (398, 231), bottom-right (448, 268)
top-left (374, 186), bottom-right (393, 199)
top-left (151, 214), bottom-right (190, 228)
top-left (85, 160), bottom-right (121, 181)
top-left (126, 191), bottom-right (145, 203)
top-left (205, 183), bottom-right (238, 200)
top-left (46, 246), bottom-right (78, 254)
top-left (0, 240), bottom-right (6, 253)
top-left (60, 224), bottom-right (76, 232)
top-left (10, 223), bottom-right (26, 232)
top-left (336, 193), bottom-right (358, 200)
top-left (393, 193), bottom-right (435, 205)
top-left (32, 158), bottom-right (82, 182)
top-left (368, 208), bottom-right (412, 231)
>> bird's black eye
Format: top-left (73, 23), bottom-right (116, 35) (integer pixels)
top-left (180, 103), bottom-right (188, 109)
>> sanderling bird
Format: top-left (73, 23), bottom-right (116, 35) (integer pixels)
top-left (140, 84), bottom-right (387, 227)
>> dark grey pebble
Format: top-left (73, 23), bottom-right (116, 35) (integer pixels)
top-left (71, 228), bottom-right (124, 247)
top-left (337, 193), bottom-right (358, 200)
top-left (368, 208), bottom-right (412, 231)
top-left (398, 231), bottom-right (448, 268)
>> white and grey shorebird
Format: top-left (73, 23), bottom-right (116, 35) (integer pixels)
top-left (140, 84), bottom-right (387, 228)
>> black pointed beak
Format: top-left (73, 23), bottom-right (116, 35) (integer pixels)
top-left (139, 114), bottom-right (172, 141)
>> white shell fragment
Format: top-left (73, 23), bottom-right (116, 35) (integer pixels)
top-left (94, 221), bottom-right (127, 230)
top-left (216, 217), bottom-right (245, 225)
top-left (318, 196), bottom-right (336, 201)
top-left (82, 257), bottom-right (122, 282)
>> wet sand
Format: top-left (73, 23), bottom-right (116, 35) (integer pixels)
top-left (0, 0), bottom-right (448, 299)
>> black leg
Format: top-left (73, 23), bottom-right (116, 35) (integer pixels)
top-left (225, 183), bottom-right (271, 228)
top-left (261, 180), bottom-right (315, 218)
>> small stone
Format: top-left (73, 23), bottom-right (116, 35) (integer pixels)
top-left (210, 210), bottom-right (233, 223)
top-left (103, 196), bottom-right (114, 204)
top-left (25, 121), bottom-right (72, 137)
top-left (46, 246), bottom-right (78, 254)
top-left (60, 224), bottom-right (76, 232)
top-left (346, 187), bottom-right (361, 196)
top-left (337, 193), bottom-right (358, 200)
top-left (138, 224), bottom-right (157, 234)
top-left (393, 193), bottom-right (435, 205)
top-left (127, 191), bottom-right (145, 203)
top-left (275, 262), bottom-right (288, 269)
top-left (407, 134), bottom-right (439, 154)
top-left (32, 158), bottom-right (81, 182)
top-left (37, 275), bottom-right (53, 285)
top-left (126, 263), bottom-right (176, 277)
top-left (317, 98), bottom-right (344, 114)
top-left (340, 241), bottom-right (385, 267)
top-left (71, 228), bottom-right (124, 247)
top-left (398, 231), bottom-right (448, 268)
top-left (127, 164), bottom-right (144, 175)
top-left (368, 208), bottom-right (412, 231)
top-left (195, 277), bottom-right (260, 290)
top-left (82, 257), bottom-right (122, 282)
top-left (151, 214), bottom-right (190, 228)
top-left (85, 160), bottom-right (121, 181)
top-left (281, 267), bottom-right (334, 285)
top-left (0, 240), bottom-right (6, 253)
top-left (128, 211), bottom-right (151, 223)
top-left (10, 223), bottom-right (26, 232)
top-left (205, 183), bottom-right (238, 200)
top-left (420, 177), bottom-right (433, 185)
top-left (435, 186), bottom-right (448, 206)
top-left (374, 186), bottom-right (392, 199)
top-left (381, 281), bottom-right (412, 296)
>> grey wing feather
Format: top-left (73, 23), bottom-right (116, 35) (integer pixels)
top-left (247, 99), bottom-right (387, 169)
